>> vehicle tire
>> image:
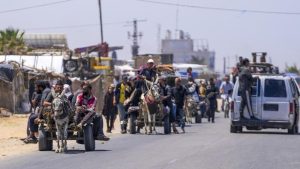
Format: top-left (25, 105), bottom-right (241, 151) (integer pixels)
top-left (195, 114), bottom-right (202, 123)
top-left (38, 127), bottom-right (53, 151)
top-left (230, 125), bottom-right (237, 133)
top-left (288, 125), bottom-right (297, 135)
top-left (163, 115), bottom-right (171, 134)
top-left (237, 126), bottom-right (243, 133)
top-left (130, 113), bottom-right (137, 134)
top-left (84, 124), bottom-right (95, 151)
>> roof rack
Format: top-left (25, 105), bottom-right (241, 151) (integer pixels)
top-left (250, 52), bottom-right (279, 74)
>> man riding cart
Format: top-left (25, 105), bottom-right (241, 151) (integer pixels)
top-left (74, 82), bottom-right (110, 141)
top-left (37, 80), bottom-right (108, 152)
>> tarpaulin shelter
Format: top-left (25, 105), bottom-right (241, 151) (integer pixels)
top-left (0, 62), bottom-right (28, 113)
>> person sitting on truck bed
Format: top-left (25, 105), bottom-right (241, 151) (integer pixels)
top-left (238, 58), bottom-right (257, 120)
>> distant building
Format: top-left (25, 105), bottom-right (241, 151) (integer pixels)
top-left (161, 31), bottom-right (215, 70)
top-left (24, 33), bottom-right (69, 55)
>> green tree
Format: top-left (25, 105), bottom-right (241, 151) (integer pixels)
top-left (0, 28), bottom-right (27, 55)
top-left (285, 64), bottom-right (299, 74)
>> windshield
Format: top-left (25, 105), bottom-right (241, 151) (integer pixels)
top-left (295, 77), bottom-right (300, 87)
top-left (264, 79), bottom-right (287, 98)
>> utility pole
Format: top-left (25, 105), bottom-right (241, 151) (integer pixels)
top-left (223, 57), bottom-right (226, 74)
top-left (98, 0), bottom-right (104, 43)
top-left (157, 24), bottom-right (161, 53)
top-left (128, 19), bottom-right (146, 58)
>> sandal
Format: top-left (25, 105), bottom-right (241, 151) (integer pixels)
top-left (23, 137), bottom-right (38, 144)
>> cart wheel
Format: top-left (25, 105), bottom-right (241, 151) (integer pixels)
top-left (38, 127), bottom-right (53, 151)
top-left (84, 124), bottom-right (95, 151)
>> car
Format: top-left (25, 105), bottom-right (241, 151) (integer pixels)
top-left (230, 74), bottom-right (299, 134)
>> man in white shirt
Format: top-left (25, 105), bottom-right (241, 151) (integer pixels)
top-left (219, 75), bottom-right (234, 112)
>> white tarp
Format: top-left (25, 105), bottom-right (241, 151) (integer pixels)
top-left (0, 55), bottom-right (63, 73)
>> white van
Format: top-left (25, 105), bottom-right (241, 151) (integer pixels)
top-left (230, 75), bottom-right (299, 134)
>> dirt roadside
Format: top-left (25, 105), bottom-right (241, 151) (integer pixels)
top-left (0, 115), bottom-right (121, 160)
top-left (0, 115), bottom-right (35, 159)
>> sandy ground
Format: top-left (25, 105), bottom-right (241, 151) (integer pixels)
top-left (0, 115), bottom-right (35, 159)
top-left (0, 114), bottom-right (121, 160)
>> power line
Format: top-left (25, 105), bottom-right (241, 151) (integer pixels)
top-left (0, 0), bottom-right (75, 14)
top-left (138, 0), bottom-right (300, 15)
top-left (25, 24), bottom-right (99, 31)
top-left (24, 21), bottom-right (130, 31)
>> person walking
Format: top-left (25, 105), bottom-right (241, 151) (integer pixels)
top-left (199, 81), bottom-right (207, 118)
top-left (171, 78), bottom-right (187, 133)
top-left (102, 84), bottom-right (117, 133)
top-left (115, 76), bottom-right (131, 134)
top-left (206, 78), bottom-right (219, 123)
top-left (187, 67), bottom-right (194, 79)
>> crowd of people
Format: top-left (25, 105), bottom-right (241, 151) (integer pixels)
top-left (23, 58), bottom-right (248, 144)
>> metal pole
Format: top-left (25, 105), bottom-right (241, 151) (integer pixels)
top-left (223, 57), bottom-right (226, 74)
top-left (98, 0), bottom-right (104, 43)
top-left (50, 54), bottom-right (53, 71)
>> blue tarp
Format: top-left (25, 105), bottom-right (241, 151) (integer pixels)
top-left (0, 64), bottom-right (14, 82)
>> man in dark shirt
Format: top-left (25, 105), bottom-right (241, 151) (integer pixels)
top-left (40, 81), bottom-right (51, 106)
top-left (24, 81), bottom-right (44, 144)
top-left (64, 74), bottom-right (72, 88)
top-left (187, 67), bottom-right (194, 79)
top-left (206, 78), bottom-right (219, 123)
top-left (44, 80), bottom-right (64, 107)
top-left (103, 84), bottom-right (117, 133)
top-left (139, 59), bottom-right (157, 82)
top-left (238, 58), bottom-right (256, 120)
top-left (171, 78), bottom-right (187, 133)
top-left (158, 76), bottom-right (172, 134)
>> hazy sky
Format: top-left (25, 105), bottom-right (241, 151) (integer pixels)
top-left (0, 0), bottom-right (300, 72)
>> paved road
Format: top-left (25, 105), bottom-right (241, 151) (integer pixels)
top-left (1, 113), bottom-right (300, 169)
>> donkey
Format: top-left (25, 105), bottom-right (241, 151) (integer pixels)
top-left (185, 96), bottom-right (199, 123)
top-left (140, 77), bottom-right (162, 134)
top-left (185, 83), bottom-right (201, 123)
top-left (52, 90), bottom-right (69, 153)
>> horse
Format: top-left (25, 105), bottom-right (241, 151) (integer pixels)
top-left (140, 77), bottom-right (162, 134)
top-left (52, 90), bottom-right (69, 153)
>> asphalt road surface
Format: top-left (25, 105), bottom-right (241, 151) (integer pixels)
top-left (1, 113), bottom-right (300, 169)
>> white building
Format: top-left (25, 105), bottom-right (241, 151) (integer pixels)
top-left (161, 32), bottom-right (215, 70)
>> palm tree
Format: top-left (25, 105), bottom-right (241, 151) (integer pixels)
top-left (0, 28), bottom-right (27, 55)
